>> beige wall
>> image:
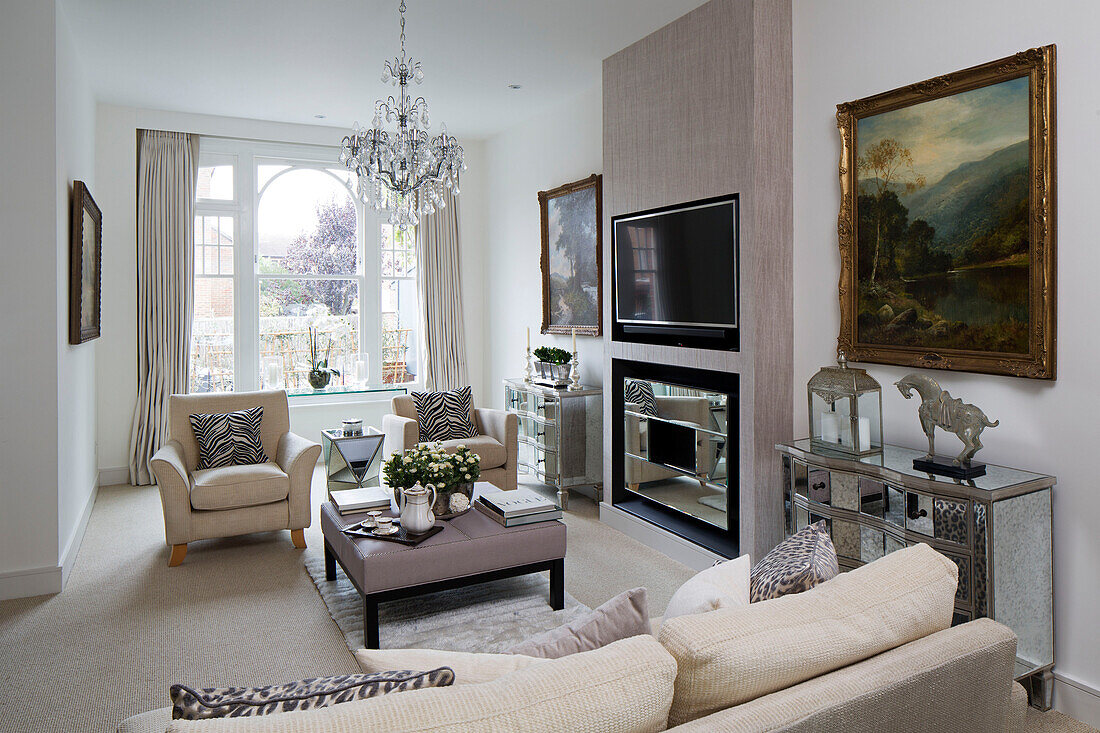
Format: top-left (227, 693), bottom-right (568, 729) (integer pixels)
top-left (602, 0), bottom-right (793, 560)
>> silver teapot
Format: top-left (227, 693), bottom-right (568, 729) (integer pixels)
top-left (397, 483), bottom-right (437, 534)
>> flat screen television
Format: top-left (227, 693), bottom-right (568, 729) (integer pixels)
top-left (612, 194), bottom-right (739, 350)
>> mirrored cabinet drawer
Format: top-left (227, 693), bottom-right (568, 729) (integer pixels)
top-left (519, 416), bottom-right (557, 449)
top-left (808, 469), bottom-right (830, 504)
top-left (519, 442), bottom-right (559, 483)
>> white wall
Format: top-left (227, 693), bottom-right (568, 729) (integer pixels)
top-left (55, 1), bottom-right (98, 585)
top-left (0, 0), bottom-right (97, 599)
top-left (793, 0), bottom-right (1100, 721)
top-left (93, 106), bottom-right (490, 479)
top-left (483, 85), bottom-right (604, 409)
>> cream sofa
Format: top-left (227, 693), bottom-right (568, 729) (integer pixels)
top-left (149, 390), bottom-right (321, 566)
top-left (119, 544), bottom-right (1025, 732)
top-left (381, 395), bottom-right (518, 491)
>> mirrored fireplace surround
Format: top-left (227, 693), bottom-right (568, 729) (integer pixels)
top-left (611, 359), bottom-right (740, 557)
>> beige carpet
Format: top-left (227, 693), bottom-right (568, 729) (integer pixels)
top-left (0, 469), bottom-right (1091, 732)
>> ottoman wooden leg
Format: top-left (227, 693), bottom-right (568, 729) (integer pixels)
top-left (168, 544), bottom-right (187, 567)
top-left (549, 558), bottom-right (564, 610)
top-left (364, 597), bottom-right (380, 649)
top-left (291, 529), bottom-right (306, 549)
top-left (324, 540), bottom-right (336, 581)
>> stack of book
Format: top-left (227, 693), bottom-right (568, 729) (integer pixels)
top-left (330, 486), bottom-right (391, 515)
top-left (475, 487), bottom-right (561, 527)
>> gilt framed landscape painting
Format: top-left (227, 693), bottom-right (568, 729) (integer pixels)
top-left (539, 174), bottom-right (603, 336)
top-left (837, 46), bottom-right (1056, 379)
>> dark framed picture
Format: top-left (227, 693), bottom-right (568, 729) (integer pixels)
top-left (539, 173), bottom-right (603, 336)
top-left (70, 180), bottom-right (102, 344)
top-left (836, 45), bottom-right (1056, 379)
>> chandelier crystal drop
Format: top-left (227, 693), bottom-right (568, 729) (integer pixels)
top-left (339, 0), bottom-right (464, 230)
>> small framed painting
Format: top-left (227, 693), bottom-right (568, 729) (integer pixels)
top-left (836, 45), bottom-right (1056, 379)
top-left (70, 180), bottom-right (102, 344)
top-left (539, 173), bottom-right (603, 336)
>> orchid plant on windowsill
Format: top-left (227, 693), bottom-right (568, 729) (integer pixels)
top-left (306, 326), bottom-right (341, 389)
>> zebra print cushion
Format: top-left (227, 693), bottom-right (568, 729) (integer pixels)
top-left (170, 667), bottom-right (454, 720)
top-left (188, 406), bottom-right (269, 469)
top-left (625, 380), bottom-right (659, 417)
top-left (749, 520), bottom-right (839, 603)
top-left (412, 386), bottom-right (480, 442)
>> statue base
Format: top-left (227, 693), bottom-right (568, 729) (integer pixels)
top-left (913, 456), bottom-right (987, 480)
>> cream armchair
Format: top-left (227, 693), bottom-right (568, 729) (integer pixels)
top-left (149, 389), bottom-right (320, 566)
top-left (382, 395), bottom-right (518, 491)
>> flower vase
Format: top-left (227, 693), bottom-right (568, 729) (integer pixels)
top-left (433, 482), bottom-right (475, 519)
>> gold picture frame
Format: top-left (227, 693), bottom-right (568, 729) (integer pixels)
top-left (70, 180), bottom-right (102, 345)
top-left (539, 174), bottom-right (603, 336)
top-left (836, 45), bottom-right (1056, 379)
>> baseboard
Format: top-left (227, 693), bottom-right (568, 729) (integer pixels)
top-left (0, 564), bottom-right (62, 600)
top-left (59, 480), bottom-right (99, 587)
top-left (1055, 670), bottom-right (1100, 727)
top-left (98, 466), bottom-right (130, 487)
top-left (599, 502), bottom-right (722, 571)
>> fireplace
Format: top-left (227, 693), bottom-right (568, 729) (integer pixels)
top-left (611, 359), bottom-right (739, 557)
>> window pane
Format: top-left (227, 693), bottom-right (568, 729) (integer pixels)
top-left (381, 279), bottom-right (418, 384)
top-left (197, 165), bottom-right (234, 200)
top-left (257, 168), bottom-right (358, 275)
top-left (191, 277), bottom-right (234, 392)
top-left (258, 164), bottom-right (290, 189)
top-left (259, 278), bottom-right (359, 391)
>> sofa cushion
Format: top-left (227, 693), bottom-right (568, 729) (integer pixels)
top-left (659, 543), bottom-right (958, 726)
top-left (166, 636), bottom-right (677, 733)
top-left (507, 587), bottom-right (650, 658)
top-left (412, 386), bottom-right (480, 442)
top-left (190, 462), bottom-right (289, 511)
top-left (170, 668), bottom-right (454, 720)
top-left (664, 554), bottom-right (750, 621)
top-left (428, 435), bottom-right (506, 469)
top-left (355, 648), bottom-right (547, 685)
top-left (189, 406), bottom-right (269, 469)
top-left (749, 519), bottom-right (838, 602)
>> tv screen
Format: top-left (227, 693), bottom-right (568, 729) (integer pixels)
top-left (613, 196), bottom-right (738, 330)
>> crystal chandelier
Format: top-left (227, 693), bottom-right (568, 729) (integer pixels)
top-left (339, 0), bottom-right (464, 230)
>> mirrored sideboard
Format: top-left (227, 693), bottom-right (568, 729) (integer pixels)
top-left (776, 439), bottom-right (1055, 710)
top-left (504, 379), bottom-right (602, 509)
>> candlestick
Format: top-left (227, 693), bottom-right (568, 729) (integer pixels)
top-left (524, 346), bottom-right (534, 384)
top-left (568, 350), bottom-right (582, 391)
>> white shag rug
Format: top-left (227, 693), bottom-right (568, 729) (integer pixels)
top-left (304, 553), bottom-right (592, 653)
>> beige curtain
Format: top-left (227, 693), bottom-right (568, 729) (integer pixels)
top-left (128, 130), bottom-right (200, 485)
top-left (416, 189), bottom-right (468, 392)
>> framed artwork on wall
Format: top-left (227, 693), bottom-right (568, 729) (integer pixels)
top-left (70, 180), bottom-right (102, 345)
top-left (539, 173), bottom-right (603, 336)
top-left (836, 45), bottom-right (1056, 379)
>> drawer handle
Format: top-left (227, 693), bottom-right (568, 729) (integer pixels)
top-left (537, 430), bottom-right (545, 438)
top-left (811, 481), bottom-right (826, 491)
top-left (538, 457), bottom-right (546, 464)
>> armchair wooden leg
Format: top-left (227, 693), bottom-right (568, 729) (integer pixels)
top-left (291, 529), bottom-right (307, 549)
top-left (168, 544), bottom-right (187, 567)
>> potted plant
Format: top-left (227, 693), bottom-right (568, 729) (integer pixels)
top-left (382, 443), bottom-right (481, 519)
top-left (307, 327), bottom-right (340, 389)
top-left (533, 346), bottom-right (573, 384)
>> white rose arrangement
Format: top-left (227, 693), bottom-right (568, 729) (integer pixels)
top-left (381, 442), bottom-right (482, 492)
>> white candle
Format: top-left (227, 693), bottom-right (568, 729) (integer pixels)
top-left (820, 412), bottom-right (839, 443)
top-left (571, 327), bottom-right (576, 353)
top-left (526, 326), bottom-right (530, 351)
top-left (858, 417), bottom-right (871, 452)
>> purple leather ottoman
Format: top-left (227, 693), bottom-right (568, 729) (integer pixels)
top-left (320, 501), bottom-right (566, 648)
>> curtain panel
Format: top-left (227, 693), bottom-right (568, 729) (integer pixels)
top-left (128, 130), bottom-right (200, 485)
top-left (416, 189), bottom-right (468, 392)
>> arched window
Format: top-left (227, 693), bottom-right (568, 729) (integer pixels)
top-left (189, 139), bottom-right (420, 395)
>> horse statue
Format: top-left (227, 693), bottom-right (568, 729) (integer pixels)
top-left (895, 373), bottom-right (999, 465)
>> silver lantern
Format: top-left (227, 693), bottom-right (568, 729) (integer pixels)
top-left (807, 352), bottom-right (883, 457)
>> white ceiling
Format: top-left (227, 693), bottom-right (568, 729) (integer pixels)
top-left (61, 0), bottom-right (709, 139)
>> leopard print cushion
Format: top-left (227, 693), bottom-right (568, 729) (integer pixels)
top-left (170, 667), bottom-right (454, 720)
top-left (749, 521), bottom-right (839, 603)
